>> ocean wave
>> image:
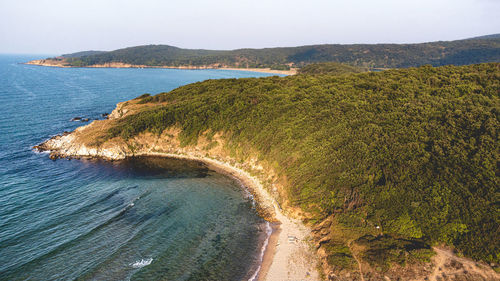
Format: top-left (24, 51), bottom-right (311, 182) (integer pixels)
top-left (6, 198), bottom-right (138, 269)
top-left (248, 221), bottom-right (272, 281)
top-left (130, 258), bottom-right (153, 268)
top-left (32, 149), bottom-right (50, 154)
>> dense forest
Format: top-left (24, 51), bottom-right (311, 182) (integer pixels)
top-left (56, 35), bottom-right (500, 69)
top-left (104, 63), bottom-right (499, 268)
top-left (298, 62), bottom-right (367, 75)
top-left (60, 50), bottom-right (105, 58)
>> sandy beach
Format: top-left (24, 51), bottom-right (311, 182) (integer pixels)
top-left (32, 91), bottom-right (319, 280)
top-left (35, 127), bottom-right (319, 280)
top-left (135, 152), bottom-right (320, 281)
top-left (220, 67), bottom-right (297, 76)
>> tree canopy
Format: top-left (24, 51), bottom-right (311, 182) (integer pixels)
top-left (56, 36), bottom-right (500, 69)
top-left (107, 63), bottom-right (500, 265)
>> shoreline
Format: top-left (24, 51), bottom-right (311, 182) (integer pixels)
top-left (34, 139), bottom-right (319, 280)
top-left (32, 97), bottom-right (320, 280)
top-left (24, 60), bottom-right (297, 75)
top-left (131, 152), bottom-right (318, 281)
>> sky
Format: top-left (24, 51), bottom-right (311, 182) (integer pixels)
top-left (0, 0), bottom-right (499, 54)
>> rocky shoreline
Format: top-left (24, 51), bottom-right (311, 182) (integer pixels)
top-left (33, 101), bottom-right (320, 281)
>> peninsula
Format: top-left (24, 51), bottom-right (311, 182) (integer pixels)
top-left (26, 34), bottom-right (500, 72)
top-left (36, 63), bottom-right (500, 280)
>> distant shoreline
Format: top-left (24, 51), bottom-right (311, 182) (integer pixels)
top-left (24, 59), bottom-right (297, 75)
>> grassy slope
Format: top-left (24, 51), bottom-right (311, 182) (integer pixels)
top-left (59, 37), bottom-right (500, 69)
top-left (106, 63), bottom-right (499, 267)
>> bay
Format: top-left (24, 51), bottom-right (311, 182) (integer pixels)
top-left (0, 54), bottom-right (276, 280)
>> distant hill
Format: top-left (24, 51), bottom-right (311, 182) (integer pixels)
top-left (60, 50), bottom-right (106, 58)
top-left (466, 33), bottom-right (500, 40)
top-left (46, 35), bottom-right (500, 69)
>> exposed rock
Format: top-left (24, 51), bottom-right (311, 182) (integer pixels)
top-left (70, 117), bottom-right (90, 122)
top-left (317, 236), bottom-right (331, 249)
top-left (49, 153), bottom-right (59, 160)
top-left (312, 215), bottom-right (333, 236)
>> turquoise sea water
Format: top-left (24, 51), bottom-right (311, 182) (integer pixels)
top-left (0, 55), bottom-right (277, 280)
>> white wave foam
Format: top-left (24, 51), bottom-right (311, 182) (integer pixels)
top-left (32, 148), bottom-right (50, 154)
top-left (248, 221), bottom-right (272, 281)
top-left (130, 258), bottom-right (153, 268)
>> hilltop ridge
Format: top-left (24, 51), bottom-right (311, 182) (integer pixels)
top-left (26, 34), bottom-right (500, 70)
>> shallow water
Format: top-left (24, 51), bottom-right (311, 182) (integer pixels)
top-left (0, 55), bottom-right (277, 280)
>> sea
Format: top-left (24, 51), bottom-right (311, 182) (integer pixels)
top-left (0, 54), bottom-right (278, 281)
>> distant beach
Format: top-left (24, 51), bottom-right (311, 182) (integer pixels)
top-left (25, 59), bottom-right (297, 75)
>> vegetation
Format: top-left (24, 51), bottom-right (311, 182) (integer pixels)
top-left (356, 235), bottom-right (435, 269)
top-left (107, 63), bottom-right (499, 266)
top-left (298, 62), bottom-right (367, 75)
top-left (60, 50), bottom-right (105, 58)
top-left (56, 35), bottom-right (500, 69)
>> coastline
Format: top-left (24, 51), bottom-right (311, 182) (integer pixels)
top-left (34, 135), bottom-right (319, 281)
top-left (24, 60), bottom-right (297, 75)
top-left (219, 67), bottom-right (296, 75)
top-left (126, 152), bottom-right (319, 281)
top-left (31, 93), bottom-right (500, 281)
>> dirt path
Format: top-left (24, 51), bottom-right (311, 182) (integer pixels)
top-left (348, 240), bottom-right (365, 281)
top-left (429, 247), bottom-right (500, 281)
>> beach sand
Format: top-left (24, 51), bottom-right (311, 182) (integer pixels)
top-left (135, 152), bottom-right (319, 281)
top-left (220, 67), bottom-right (297, 76)
top-left (35, 100), bottom-right (317, 280)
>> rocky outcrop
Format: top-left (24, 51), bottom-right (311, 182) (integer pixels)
top-left (34, 100), bottom-right (286, 217)
top-left (34, 132), bottom-right (128, 160)
top-left (25, 59), bottom-right (69, 67)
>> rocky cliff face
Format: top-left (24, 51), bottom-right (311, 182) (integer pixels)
top-left (34, 99), bottom-right (290, 220)
top-left (35, 101), bottom-right (133, 160)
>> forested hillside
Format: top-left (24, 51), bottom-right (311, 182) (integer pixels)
top-left (297, 62), bottom-right (367, 75)
top-left (104, 63), bottom-right (499, 268)
top-left (60, 50), bottom-right (105, 58)
top-left (53, 36), bottom-right (500, 69)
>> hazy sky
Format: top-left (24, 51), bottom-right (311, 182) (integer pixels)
top-left (1, 0), bottom-right (499, 54)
